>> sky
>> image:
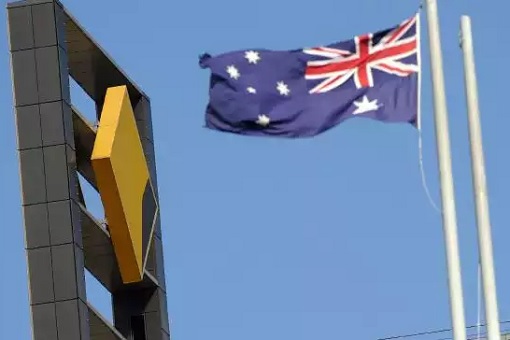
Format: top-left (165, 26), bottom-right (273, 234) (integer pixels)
top-left (0, 0), bottom-right (509, 339)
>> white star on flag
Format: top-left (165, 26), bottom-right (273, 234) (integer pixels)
top-left (256, 114), bottom-right (270, 126)
top-left (276, 81), bottom-right (290, 96)
top-left (245, 50), bottom-right (261, 64)
top-left (352, 95), bottom-right (380, 114)
top-left (226, 65), bottom-right (240, 79)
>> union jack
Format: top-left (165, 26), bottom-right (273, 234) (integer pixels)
top-left (303, 15), bottom-right (420, 93)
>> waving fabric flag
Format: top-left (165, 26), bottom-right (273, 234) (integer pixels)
top-left (200, 14), bottom-right (420, 138)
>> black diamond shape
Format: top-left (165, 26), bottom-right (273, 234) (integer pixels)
top-left (142, 180), bottom-right (158, 268)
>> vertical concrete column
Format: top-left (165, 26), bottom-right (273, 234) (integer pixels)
top-left (7, 1), bottom-right (90, 339)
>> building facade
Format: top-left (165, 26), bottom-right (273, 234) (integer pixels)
top-left (7, 0), bottom-right (170, 339)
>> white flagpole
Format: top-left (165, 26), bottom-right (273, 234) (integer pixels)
top-left (460, 15), bottom-right (501, 340)
top-left (424, 1), bottom-right (467, 339)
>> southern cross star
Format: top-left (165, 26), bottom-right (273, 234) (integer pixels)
top-left (245, 50), bottom-right (261, 64)
top-left (256, 114), bottom-right (270, 126)
top-left (226, 65), bottom-right (240, 79)
top-left (276, 81), bottom-right (290, 96)
top-left (353, 95), bottom-right (380, 114)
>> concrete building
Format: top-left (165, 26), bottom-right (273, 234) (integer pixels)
top-left (7, 0), bottom-right (170, 338)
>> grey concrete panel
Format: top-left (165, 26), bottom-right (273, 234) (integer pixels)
top-left (63, 102), bottom-right (75, 148)
top-left (77, 174), bottom-right (86, 206)
top-left (19, 148), bottom-right (46, 205)
top-left (38, 100), bottom-right (75, 148)
top-left (26, 0), bottom-right (55, 4)
top-left (88, 303), bottom-right (126, 340)
top-left (134, 96), bottom-right (153, 141)
top-left (141, 138), bottom-right (155, 161)
top-left (144, 288), bottom-right (160, 312)
top-left (142, 183), bottom-right (157, 265)
top-left (136, 119), bottom-right (152, 144)
top-left (16, 104), bottom-right (42, 150)
top-left (6, 0), bottom-right (25, 8)
top-left (23, 203), bottom-right (50, 249)
top-left (48, 200), bottom-right (73, 245)
top-left (141, 138), bottom-right (159, 198)
top-left (52, 244), bottom-right (85, 301)
top-left (144, 316), bottom-right (171, 340)
top-left (67, 145), bottom-right (79, 199)
top-left (40, 101), bottom-right (74, 148)
top-left (145, 235), bottom-right (165, 289)
top-left (145, 288), bottom-right (169, 333)
top-left (71, 200), bottom-right (83, 248)
top-left (154, 235), bottom-right (166, 291)
top-left (145, 239), bottom-right (156, 281)
top-left (31, 303), bottom-right (58, 340)
top-left (75, 241), bottom-right (87, 300)
top-left (40, 101), bottom-right (65, 146)
top-left (56, 299), bottom-right (82, 340)
top-left (144, 312), bottom-right (161, 340)
top-left (27, 247), bottom-right (55, 304)
top-left (54, 2), bottom-right (66, 49)
top-left (35, 46), bottom-right (66, 103)
top-left (43, 144), bottom-right (69, 202)
top-left (162, 329), bottom-right (171, 340)
top-left (153, 213), bottom-right (161, 243)
top-left (73, 107), bottom-right (97, 189)
top-left (7, 6), bottom-right (34, 52)
top-left (32, 2), bottom-right (57, 48)
top-left (78, 300), bottom-right (91, 339)
top-left (58, 46), bottom-right (71, 103)
top-left (160, 293), bottom-right (170, 334)
top-left (11, 49), bottom-right (38, 106)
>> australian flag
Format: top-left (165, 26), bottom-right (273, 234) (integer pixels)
top-left (200, 14), bottom-right (420, 138)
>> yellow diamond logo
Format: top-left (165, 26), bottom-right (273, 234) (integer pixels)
top-left (91, 85), bottom-right (158, 284)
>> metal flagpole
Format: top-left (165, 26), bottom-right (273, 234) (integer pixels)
top-left (424, 1), bottom-right (467, 339)
top-left (460, 15), bottom-right (501, 340)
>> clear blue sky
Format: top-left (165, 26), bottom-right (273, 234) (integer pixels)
top-left (1, 0), bottom-right (509, 339)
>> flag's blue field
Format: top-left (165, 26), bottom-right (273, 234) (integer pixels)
top-left (1, 0), bottom-right (510, 339)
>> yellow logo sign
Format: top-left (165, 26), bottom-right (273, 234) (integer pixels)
top-left (91, 86), bottom-right (158, 284)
